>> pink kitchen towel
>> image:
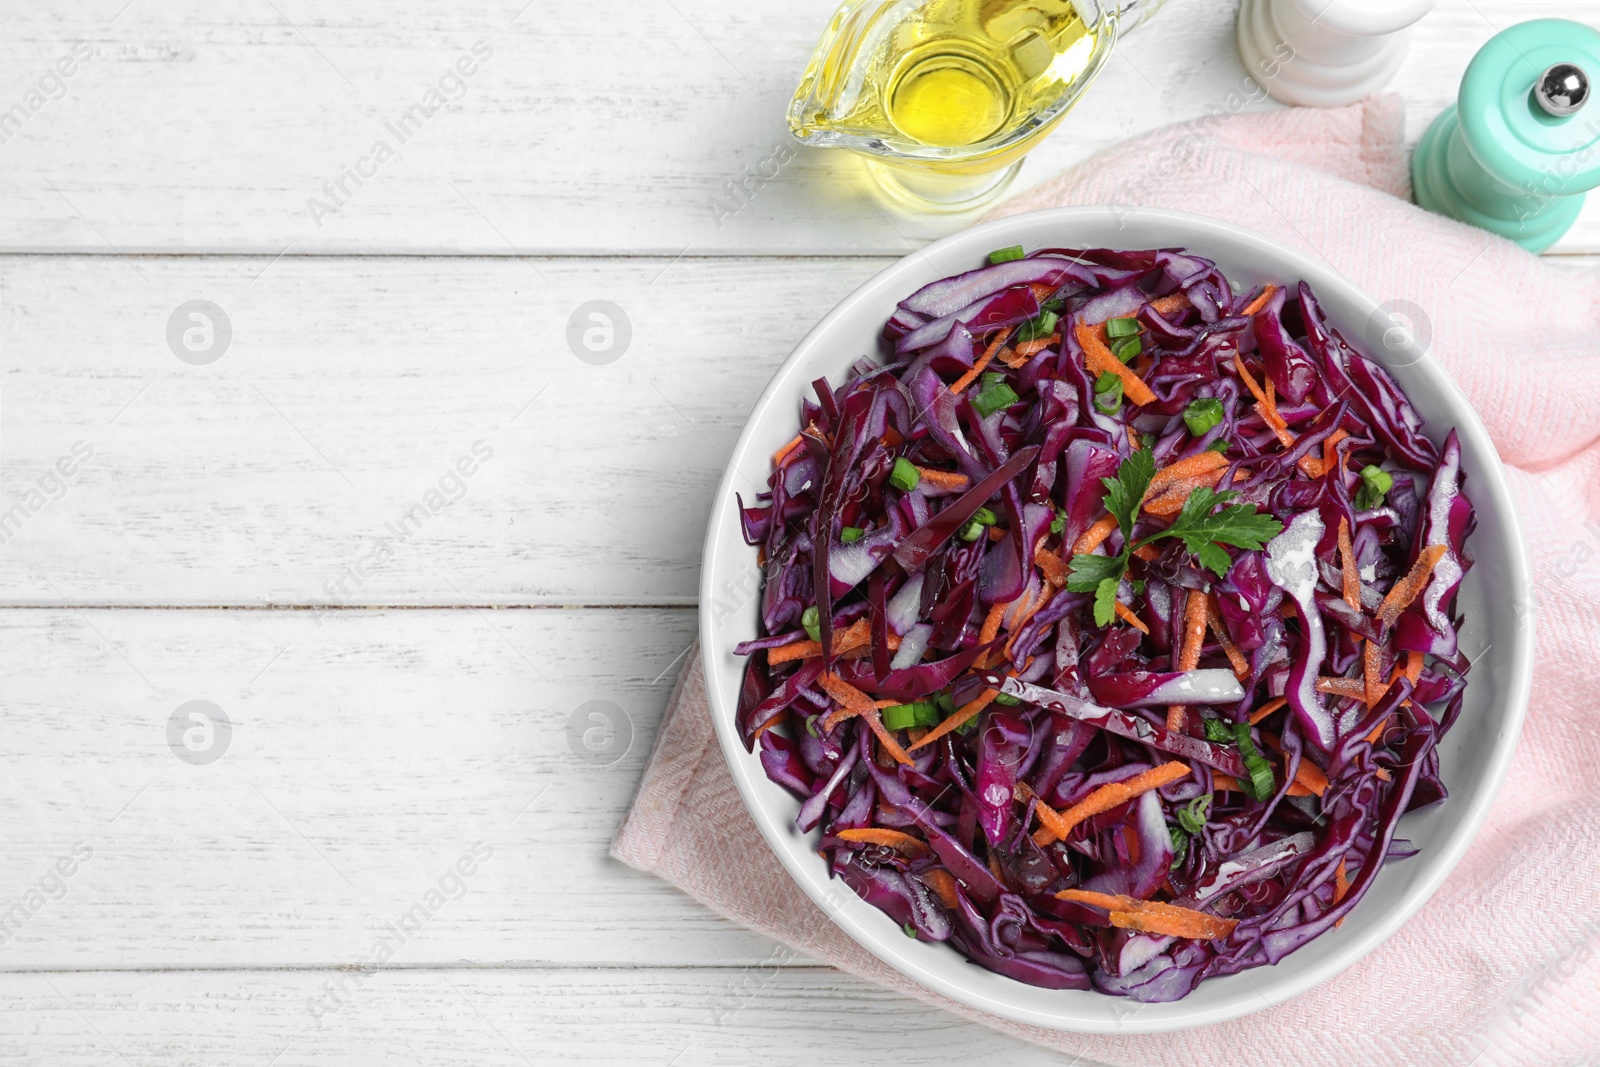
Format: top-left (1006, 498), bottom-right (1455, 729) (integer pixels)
top-left (613, 96), bottom-right (1600, 1066)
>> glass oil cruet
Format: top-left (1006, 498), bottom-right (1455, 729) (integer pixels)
top-left (788, 0), bottom-right (1166, 213)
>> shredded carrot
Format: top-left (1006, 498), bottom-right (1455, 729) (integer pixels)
top-left (1333, 857), bottom-right (1351, 926)
top-left (1316, 676), bottom-right (1368, 701)
top-left (1146, 450), bottom-right (1229, 500)
top-left (1127, 424), bottom-right (1142, 451)
top-left (1264, 377), bottom-right (1282, 435)
top-left (1075, 321), bottom-right (1157, 407)
top-left (1363, 638), bottom-right (1385, 707)
top-left (1337, 517), bottom-right (1361, 611)
top-left (1262, 734), bottom-right (1329, 796)
top-left (817, 673), bottom-right (915, 766)
top-left (835, 828), bottom-right (929, 856)
top-left (767, 618), bottom-right (872, 666)
top-left (1233, 352), bottom-right (1271, 411)
top-left (1255, 402), bottom-right (1297, 449)
top-left (950, 327), bottom-right (1015, 394)
top-left (1248, 696), bottom-right (1288, 725)
top-left (1055, 889), bottom-right (1238, 940)
top-left (1143, 469), bottom-right (1227, 515)
top-left (1376, 544), bottom-right (1448, 627)
top-left (881, 427), bottom-right (904, 448)
top-left (1364, 650), bottom-right (1426, 743)
top-left (1131, 543), bottom-right (1160, 562)
top-left (861, 710), bottom-right (915, 766)
top-left (987, 525), bottom-right (1006, 542)
top-left (825, 631), bottom-right (902, 664)
top-left (1014, 781), bottom-right (1072, 846)
top-left (1034, 545), bottom-right (1070, 587)
top-left (1004, 589), bottom-right (1052, 660)
top-left (1205, 594), bottom-right (1250, 679)
top-left (922, 869), bottom-right (960, 910)
top-left (1012, 334), bottom-right (1057, 359)
top-left (977, 601), bottom-right (1007, 650)
top-left (1001, 584), bottom-right (1038, 643)
top-left (772, 433), bottom-right (803, 467)
top-left (1241, 284), bottom-right (1277, 317)
top-left (1073, 514), bottom-right (1119, 555)
top-left (1309, 428), bottom-right (1350, 480)
top-left (817, 670), bottom-right (878, 717)
top-left (1114, 601), bottom-right (1150, 634)
top-left (1234, 354), bottom-right (1296, 447)
top-left (996, 346), bottom-right (1029, 369)
top-left (909, 687), bottom-right (998, 751)
top-left (913, 466), bottom-right (970, 492)
top-left (1180, 585), bottom-right (1214, 661)
top-left (1166, 591), bottom-right (1209, 731)
top-left (1031, 762), bottom-right (1191, 846)
top-left (1149, 292), bottom-right (1191, 316)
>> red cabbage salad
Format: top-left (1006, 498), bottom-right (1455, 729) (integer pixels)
top-left (733, 244), bottom-right (1473, 1001)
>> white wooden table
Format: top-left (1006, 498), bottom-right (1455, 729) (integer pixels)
top-left (0, 1), bottom-right (1592, 1062)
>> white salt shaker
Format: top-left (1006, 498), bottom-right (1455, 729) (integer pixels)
top-left (1236, 0), bottom-right (1436, 107)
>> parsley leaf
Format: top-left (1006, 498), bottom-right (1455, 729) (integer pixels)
top-left (1066, 551), bottom-right (1127, 593)
top-left (1064, 449), bottom-right (1285, 625)
top-left (1142, 485), bottom-right (1284, 578)
top-left (1100, 448), bottom-right (1155, 542)
top-left (1093, 576), bottom-right (1120, 627)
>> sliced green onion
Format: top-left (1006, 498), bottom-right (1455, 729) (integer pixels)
top-left (1110, 335), bottom-right (1143, 363)
top-left (981, 370), bottom-right (1006, 388)
top-left (959, 519), bottom-right (985, 541)
top-left (973, 380), bottom-right (1020, 418)
top-left (914, 702), bottom-right (942, 727)
top-left (993, 691), bottom-right (1020, 706)
top-left (1104, 316), bottom-right (1141, 338)
top-left (889, 457), bottom-right (921, 492)
top-left (902, 921), bottom-right (919, 938)
top-left (1176, 794), bottom-right (1212, 835)
top-left (882, 703), bottom-right (920, 730)
top-left (972, 506), bottom-right (999, 526)
top-left (1206, 439), bottom-right (1230, 453)
top-left (840, 526), bottom-right (865, 543)
top-left (801, 605), bottom-right (821, 642)
top-left (1183, 397), bottom-right (1225, 437)
top-left (1355, 465), bottom-right (1393, 509)
top-left (935, 691), bottom-right (955, 713)
top-left (1016, 309), bottom-right (1060, 343)
top-left (988, 245), bottom-right (1025, 264)
top-left (1093, 371), bottom-right (1123, 415)
top-left (1201, 716), bottom-right (1233, 743)
top-left (1050, 512), bottom-right (1066, 535)
top-left (1234, 722), bottom-right (1277, 801)
top-left (1169, 825), bottom-right (1189, 868)
top-left (805, 716), bottom-right (820, 739)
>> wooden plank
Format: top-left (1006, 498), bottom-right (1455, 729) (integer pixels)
top-left (0, 605), bottom-right (792, 968)
top-left (1, 0), bottom-right (1594, 255)
top-left (0, 253), bottom-right (891, 606)
top-left (0, 968), bottom-right (1096, 1067)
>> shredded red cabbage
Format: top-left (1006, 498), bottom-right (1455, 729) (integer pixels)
top-left (732, 246), bottom-right (1474, 1001)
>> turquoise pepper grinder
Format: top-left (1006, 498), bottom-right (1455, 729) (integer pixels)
top-left (1413, 18), bottom-right (1600, 252)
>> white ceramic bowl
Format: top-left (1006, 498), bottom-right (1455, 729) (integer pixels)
top-left (698, 206), bottom-right (1532, 1032)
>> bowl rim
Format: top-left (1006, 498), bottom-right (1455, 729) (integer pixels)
top-left (697, 205), bottom-right (1533, 1033)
